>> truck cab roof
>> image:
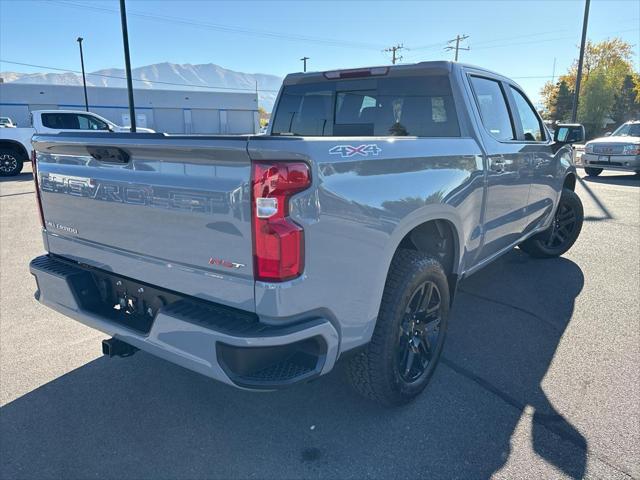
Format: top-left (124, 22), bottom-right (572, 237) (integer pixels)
top-left (283, 60), bottom-right (513, 85)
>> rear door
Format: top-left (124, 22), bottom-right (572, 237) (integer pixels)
top-left (33, 134), bottom-right (255, 311)
top-left (506, 84), bottom-right (557, 232)
top-left (466, 73), bottom-right (532, 261)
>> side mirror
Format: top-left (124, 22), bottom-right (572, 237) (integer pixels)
top-left (604, 131), bottom-right (612, 137)
top-left (554, 124), bottom-right (585, 144)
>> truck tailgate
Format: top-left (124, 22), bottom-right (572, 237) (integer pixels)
top-left (32, 134), bottom-right (255, 311)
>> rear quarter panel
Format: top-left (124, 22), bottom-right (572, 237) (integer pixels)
top-left (249, 136), bottom-right (484, 352)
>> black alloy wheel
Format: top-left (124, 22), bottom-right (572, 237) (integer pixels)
top-left (397, 280), bottom-right (442, 383)
top-left (543, 201), bottom-right (578, 250)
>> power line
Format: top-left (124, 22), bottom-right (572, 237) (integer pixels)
top-left (403, 26), bottom-right (638, 64)
top-left (49, 0), bottom-right (386, 51)
top-left (472, 27), bottom-right (638, 51)
top-left (411, 39), bottom-right (451, 51)
top-left (0, 59), bottom-right (281, 93)
top-left (412, 29), bottom-right (569, 52)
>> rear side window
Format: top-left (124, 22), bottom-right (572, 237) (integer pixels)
top-left (271, 75), bottom-right (460, 137)
top-left (273, 88), bottom-right (333, 136)
top-left (41, 113), bottom-right (80, 129)
top-left (469, 76), bottom-right (514, 141)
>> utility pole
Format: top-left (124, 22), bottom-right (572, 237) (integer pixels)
top-left (76, 37), bottom-right (89, 112)
top-left (300, 56), bottom-right (309, 72)
top-left (384, 44), bottom-right (405, 65)
top-left (445, 34), bottom-right (470, 62)
top-left (119, 0), bottom-right (136, 132)
top-left (572, 0), bottom-right (590, 122)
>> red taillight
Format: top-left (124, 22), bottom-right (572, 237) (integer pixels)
top-left (31, 150), bottom-right (45, 228)
top-left (251, 161), bottom-right (310, 282)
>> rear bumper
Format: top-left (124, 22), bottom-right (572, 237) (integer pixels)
top-left (30, 255), bottom-right (339, 389)
top-left (579, 153), bottom-right (640, 171)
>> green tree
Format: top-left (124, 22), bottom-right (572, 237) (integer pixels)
top-left (539, 37), bottom-right (636, 133)
top-left (556, 81), bottom-right (574, 122)
top-left (578, 69), bottom-right (615, 138)
top-left (611, 73), bottom-right (640, 124)
top-left (541, 74), bottom-right (577, 122)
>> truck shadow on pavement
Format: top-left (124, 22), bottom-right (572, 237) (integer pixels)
top-left (0, 250), bottom-right (586, 479)
top-left (581, 173), bottom-right (640, 187)
top-left (0, 172), bottom-right (33, 183)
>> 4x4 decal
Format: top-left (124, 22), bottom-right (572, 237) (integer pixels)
top-left (329, 144), bottom-right (382, 158)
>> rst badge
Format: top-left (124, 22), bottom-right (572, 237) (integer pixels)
top-left (329, 144), bottom-right (381, 158)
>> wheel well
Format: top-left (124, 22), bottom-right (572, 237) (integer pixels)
top-left (0, 141), bottom-right (29, 160)
top-left (563, 173), bottom-right (576, 191)
top-left (396, 219), bottom-right (457, 281)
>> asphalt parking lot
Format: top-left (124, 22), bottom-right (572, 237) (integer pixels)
top-left (1, 165), bottom-right (638, 480)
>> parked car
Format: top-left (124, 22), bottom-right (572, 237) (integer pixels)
top-left (29, 61), bottom-right (585, 405)
top-left (578, 120), bottom-right (640, 176)
top-left (0, 116), bottom-right (17, 128)
top-left (0, 110), bottom-right (155, 176)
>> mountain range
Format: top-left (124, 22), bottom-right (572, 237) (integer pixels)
top-left (0, 62), bottom-right (283, 110)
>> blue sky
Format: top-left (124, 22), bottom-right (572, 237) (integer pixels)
top-left (1, 0), bottom-right (639, 104)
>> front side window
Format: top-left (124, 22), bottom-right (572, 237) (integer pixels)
top-left (78, 115), bottom-right (109, 130)
top-left (469, 76), bottom-right (514, 141)
top-left (510, 86), bottom-right (545, 141)
top-left (271, 75), bottom-right (460, 137)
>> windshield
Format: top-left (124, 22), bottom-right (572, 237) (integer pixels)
top-left (271, 75), bottom-right (460, 137)
top-left (611, 122), bottom-right (640, 137)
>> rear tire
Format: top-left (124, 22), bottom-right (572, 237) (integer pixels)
top-left (519, 188), bottom-right (583, 258)
top-left (347, 250), bottom-right (450, 406)
top-left (0, 148), bottom-right (25, 177)
top-left (584, 167), bottom-right (602, 177)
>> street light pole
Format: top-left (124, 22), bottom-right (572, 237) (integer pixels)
top-left (76, 37), bottom-right (89, 112)
top-left (572, 0), bottom-right (591, 122)
top-left (119, 0), bottom-right (136, 132)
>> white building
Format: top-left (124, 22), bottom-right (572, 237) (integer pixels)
top-left (0, 83), bottom-right (259, 134)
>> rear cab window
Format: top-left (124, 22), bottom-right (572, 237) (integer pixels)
top-left (272, 74), bottom-right (460, 137)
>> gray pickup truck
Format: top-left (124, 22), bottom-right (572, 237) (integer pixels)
top-left (30, 61), bottom-right (585, 405)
